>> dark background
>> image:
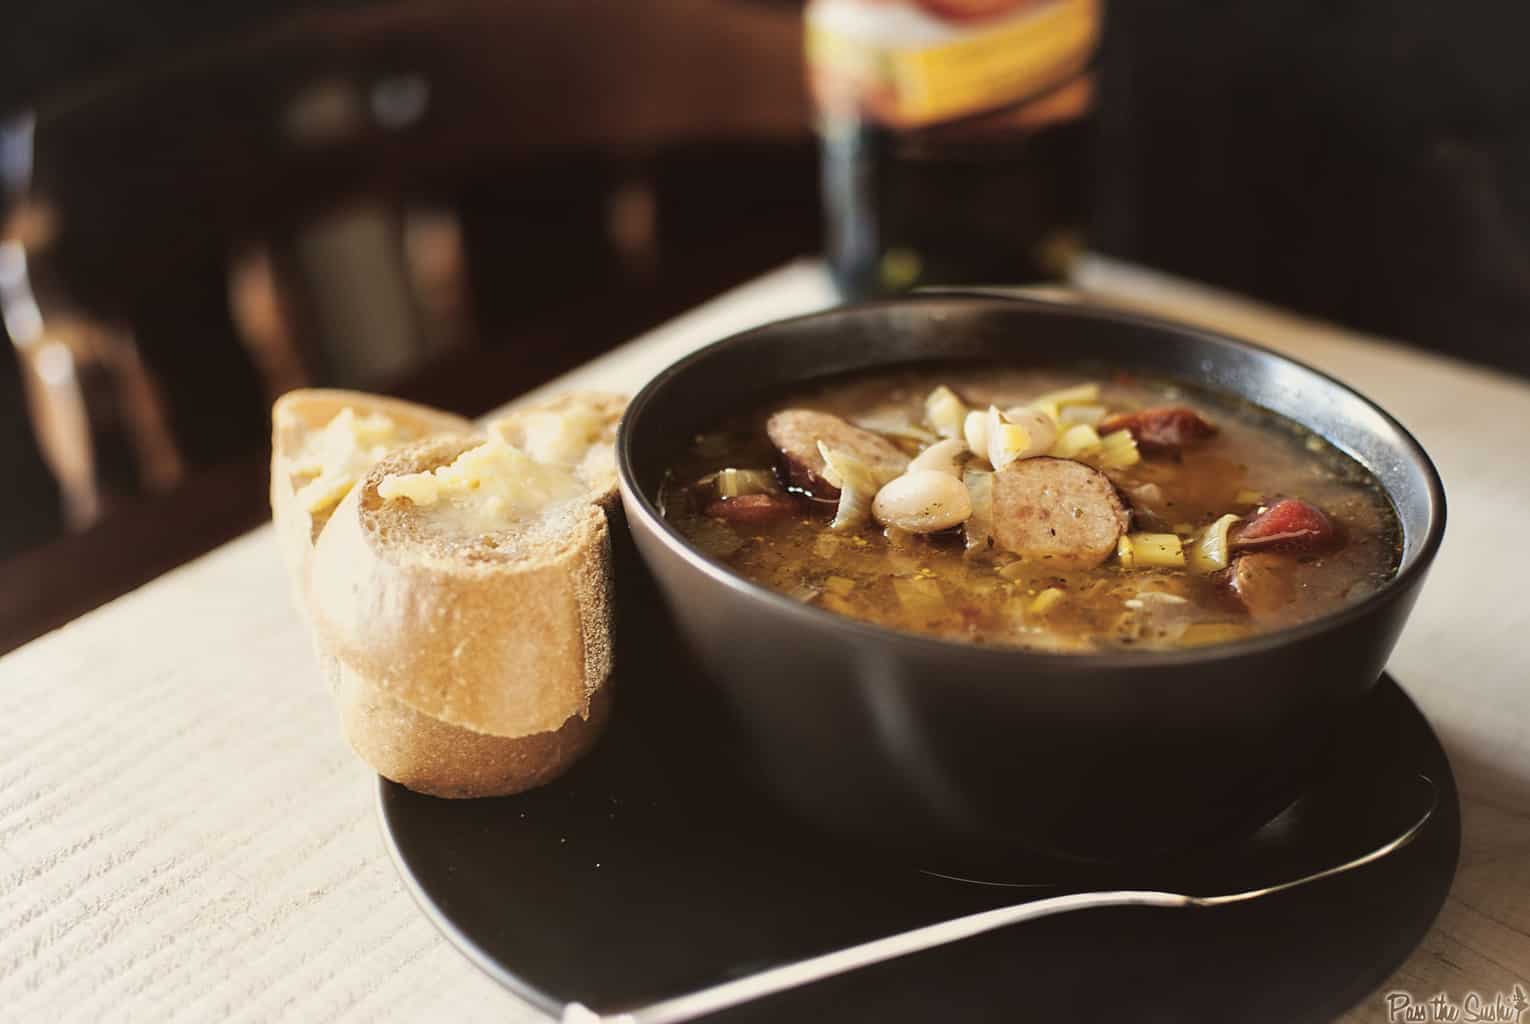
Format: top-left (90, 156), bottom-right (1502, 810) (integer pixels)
top-left (1093, 0), bottom-right (1530, 377)
top-left (3, 0), bottom-right (1528, 649)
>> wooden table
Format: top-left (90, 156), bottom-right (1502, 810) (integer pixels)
top-left (2, 261), bottom-right (1526, 1021)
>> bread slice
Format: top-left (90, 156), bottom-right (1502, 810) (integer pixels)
top-left (310, 433), bottom-right (616, 738)
top-left (270, 389), bottom-right (474, 608)
top-left (271, 388), bottom-right (626, 798)
top-left (320, 653), bottom-right (612, 799)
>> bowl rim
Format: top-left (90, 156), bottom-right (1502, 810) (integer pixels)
top-left (615, 293), bottom-right (1447, 669)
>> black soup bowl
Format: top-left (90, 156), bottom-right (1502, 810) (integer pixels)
top-left (615, 295), bottom-right (1445, 864)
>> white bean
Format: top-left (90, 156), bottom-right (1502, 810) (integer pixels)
top-left (906, 437), bottom-right (968, 478)
top-left (872, 470), bottom-right (973, 533)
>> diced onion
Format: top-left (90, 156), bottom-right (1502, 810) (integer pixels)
top-left (1048, 423), bottom-right (1103, 461)
top-left (962, 468), bottom-right (995, 558)
top-left (1189, 513), bottom-right (1241, 574)
top-left (1083, 428), bottom-right (1141, 471)
top-left (1058, 403), bottom-right (1108, 427)
top-left (925, 386), bottom-right (968, 439)
top-left (1029, 382), bottom-right (1101, 408)
top-left (715, 467), bottom-right (781, 499)
top-left (1116, 591), bottom-right (1196, 645)
top-left (818, 441), bottom-right (883, 531)
top-left (1017, 401), bottom-right (1060, 424)
top-left (852, 410), bottom-right (939, 445)
top-left (987, 406), bottom-right (1057, 471)
top-left (963, 409), bottom-right (990, 460)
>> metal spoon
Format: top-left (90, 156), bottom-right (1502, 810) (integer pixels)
top-left (564, 773), bottom-right (1437, 1024)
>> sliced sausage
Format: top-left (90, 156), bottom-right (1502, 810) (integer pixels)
top-left (704, 493), bottom-right (799, 525)
top-left (1225, 553), bottom-right (1298, 618)
top-left (1230, 498), bottom-right (1341, 554)
top-left (1099, 405), bottom-right (1217, 453)
top-left (991, 457), bottom-right (1131, 570)
top-left (765, 409), bottom-right (909, 499)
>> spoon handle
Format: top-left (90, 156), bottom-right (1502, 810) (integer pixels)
top-left (567, 889), bottom-right (1190, 1024)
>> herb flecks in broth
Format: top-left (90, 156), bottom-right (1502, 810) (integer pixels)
top-left (662, 369), bottom-right (1402, 653)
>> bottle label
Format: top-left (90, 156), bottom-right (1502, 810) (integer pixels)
top-left (807, 0), bottom-right (1101, 129)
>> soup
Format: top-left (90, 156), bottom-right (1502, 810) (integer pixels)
top-left (659, 368), bottom-right (1402, 652)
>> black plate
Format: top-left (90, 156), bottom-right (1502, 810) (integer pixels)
top-left (380, 585), bottom-right (1459, 1024)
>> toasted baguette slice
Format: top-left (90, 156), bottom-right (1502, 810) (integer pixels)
top-left (270, 389), bottom-right (474, 605)
top-left (320, 653), bottom-right (612, 798)
top-left (281, 390), bottom-right (624, 796)
top-left (310, 427), bottom-right (617, 739)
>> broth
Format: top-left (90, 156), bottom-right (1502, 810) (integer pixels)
top-left (661, 367), bottom-right (1401, 652)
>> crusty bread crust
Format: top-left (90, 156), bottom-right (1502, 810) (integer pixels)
top-left (271, 388), bottom-right (625, 796)
top-left (270, 389), bottom-right (474, 609)
top-left (308, 435), bottom-right (616, 739)
top-left (321, 654), bottom-right (612, 798)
